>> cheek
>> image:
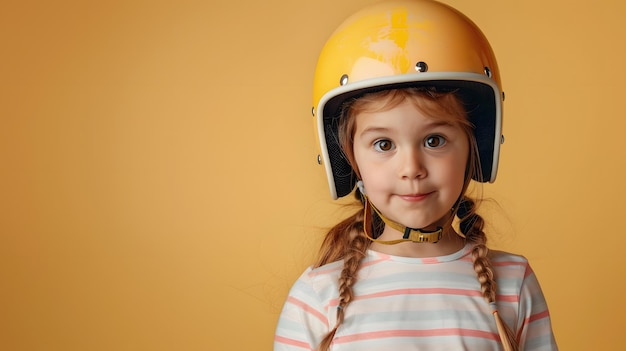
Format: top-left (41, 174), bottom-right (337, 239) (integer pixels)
top-left (352, 146), bottom-right (369, 179)
top-left (445, 154), bottom-right (469, 193)
top-left (355, 162), bottom-right (378, 187)
top-left (353, 153), bottom-right (385, 191)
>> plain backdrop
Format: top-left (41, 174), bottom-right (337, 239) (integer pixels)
top-left (1, 0), bottom-right (625, 349)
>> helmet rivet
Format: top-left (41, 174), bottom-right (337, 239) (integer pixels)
top-left (340, 74), bottom-right (349, 86)
top-left (501, 135), bottom-right (505, 145)
top-left (415, 61), bottom-right (428, 72)
top-left (484, 67), bottom-right (492, 78)
top-left (311, 106), bottom-right (315, 116)
top-left (317, 155), bottom-right (322, 165)
top-left (502, 91), bottom-right (506, 101)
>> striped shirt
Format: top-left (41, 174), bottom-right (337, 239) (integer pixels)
top-left (274, 244), bottom-right (557, 350)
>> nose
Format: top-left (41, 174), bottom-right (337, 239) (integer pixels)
top-left (398, 147), bottom-right (427, 179)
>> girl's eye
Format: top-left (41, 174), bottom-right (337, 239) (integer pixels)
top-left (373, 139), bottom-right (394, 152)
top-left (425, 135), bottom-right (446, 148)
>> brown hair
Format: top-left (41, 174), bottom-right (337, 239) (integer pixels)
top-left (315, 88), bottom-right (518, 351)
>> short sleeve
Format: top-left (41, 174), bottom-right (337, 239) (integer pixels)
top-left (274, 269), bottom-right (331, 351)
top-left (516, 263), bottom-right (559, 350)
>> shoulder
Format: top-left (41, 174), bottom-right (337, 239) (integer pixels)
top-left (487, 249), bottom-right (547, 303)
top-left (488, 249), bottom-right (532, 276)
top-left (291, 251), bottom-right (390, 297)
top-left (486, 249), bottom-right (537, 296)
top-left (300, 260), bottom-right (344, 284)
top-left (488, 249), bottom-right (528, 264)
top-left (286, 260), bottom-right (344, 302)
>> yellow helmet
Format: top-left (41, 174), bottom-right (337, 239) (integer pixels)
top-left (313, 0), bottom-right (503, 199)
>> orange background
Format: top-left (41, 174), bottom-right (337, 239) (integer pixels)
top-left (1, 0), bottom-right (625, 350)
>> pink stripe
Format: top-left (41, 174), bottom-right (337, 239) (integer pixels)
top-left (309, 265), bottom-right (341, 276)
top-left (524, 266), bottom-right (534, 278)
top-left (334, 328), bottom-right (499, 343)
top-left (528, 309), bottom-right (550, 324)
top-left (287, 296), bottom-right (329, 327)
top-left (492, 260), bottom-right (527, 267)
top-left (373, 252), bottom-right (392, 260)
top-left (496, 294), bottom-right (520, 303)
top-left (274, 335), bottom-right (312, 350)
top-left (516, 309), bottom-right (550, 340)
top-left (359, 288), bottom-right (484, 299)
top-left (361, 256), bottom-right (387, 267)
top-left (460, 255), bottom-right (474, 263)
top-left (421, 257), bottom-right (441, 264)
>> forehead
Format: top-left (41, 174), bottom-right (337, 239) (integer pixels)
top-left (354, 99), bottom-right (460, 136)
top-left (349, 89), bottom-right (469, 127)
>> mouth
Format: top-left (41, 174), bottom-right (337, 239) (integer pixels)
top-left (398, 191), bottom-right (434, 202)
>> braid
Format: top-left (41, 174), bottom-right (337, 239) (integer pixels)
top-left (318, 234), bottom-right (368, 351)
top-left (316, 198), bottom-right (370, 351)
top-left (459, 197), bottom-right (519, 351)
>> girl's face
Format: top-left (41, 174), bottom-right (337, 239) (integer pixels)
top-left (352, 98), bottom-right (469, 232)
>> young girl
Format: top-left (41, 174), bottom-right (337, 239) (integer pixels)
top-left (275, 0), bottom-right (557, 350)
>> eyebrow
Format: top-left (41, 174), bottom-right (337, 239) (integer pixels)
top-left (358, 121), bottom-right (454, 136)
top-left (358, 126), bottom-right (391, 136)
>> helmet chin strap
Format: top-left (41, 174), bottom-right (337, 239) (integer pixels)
top-left (358, 181), bottom-right (443, 245)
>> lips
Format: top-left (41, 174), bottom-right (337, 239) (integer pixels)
top-left (398, 191), bottom-right (434, 202)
